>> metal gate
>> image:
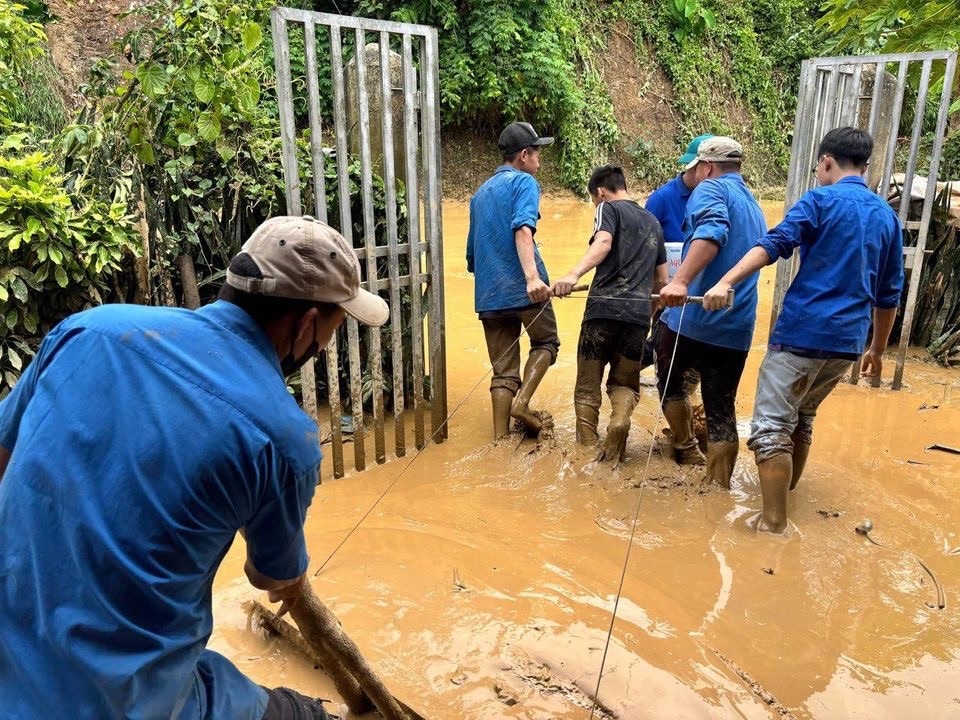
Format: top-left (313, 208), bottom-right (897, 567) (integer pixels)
top-left (270, 8), bottom-right (447, 477)
top-left (773, 51), bottom-right (957, 389)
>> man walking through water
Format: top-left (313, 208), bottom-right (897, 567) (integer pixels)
top-left (657, 136), bottom-right (767, 487)
top-left (703, 127), bottom-right (903, 533)
top-left (0, 215), bottom-right (389, 719)
top-left (553, 165), bottom-right (667, 462)
top-left (467, 121), bottom-right (560, 440)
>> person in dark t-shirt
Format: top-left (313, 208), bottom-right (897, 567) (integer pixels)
top-left (553, 165), bottom-right (667, 462)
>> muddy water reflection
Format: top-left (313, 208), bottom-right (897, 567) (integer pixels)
top-left (213, 198), bottom-right (960, 719)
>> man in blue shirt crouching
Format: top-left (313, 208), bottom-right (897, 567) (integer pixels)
top-left (704, 127), bottom-right (904, 534)
top-left (0, 216), bottom-right (389, 718)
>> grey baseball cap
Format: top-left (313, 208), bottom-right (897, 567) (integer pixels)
top-left (226, 215), bottom-right (389, 327)
top-left (683, 136), bottom-right (743, 171)
top-left (498, 121), bottom-right (554, 156)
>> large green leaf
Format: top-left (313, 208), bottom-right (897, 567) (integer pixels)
top-left (54, 265), bottom-right (68, 288)
top-left (236, 76), bottom-right (261, 112)
top-left (241, 22), bottom-right (263, 53)
top-left (194, 77), bottom-right (217, 104)
top-left (136, 63), bottom-right (168, 98)
top-left (7, 347), bottom-right (22, 372)
top-left (197, 112), bottom-right (222, 142)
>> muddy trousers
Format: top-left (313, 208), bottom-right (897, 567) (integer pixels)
top-left (747, 350), bottom-right (853, 532)
top-left (574, 319), bottom-right (646, 447)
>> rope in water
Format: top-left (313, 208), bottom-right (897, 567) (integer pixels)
top-left (587, 301), bottom-right (688, 719)
top-left (314, 299), bottom-right (555, 575)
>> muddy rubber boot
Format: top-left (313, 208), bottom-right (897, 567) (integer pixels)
top-left (575, 402), bottom-right (600, 445)
top-left (574, 358), bottom-right (604, 445)
top-left (491, 388), bottom-right (514, 441)
top-left (703, 441), bottom-right (739, 489)
top-left (511, 349), bottom-right (552, 435)
top-left (789, 439), bottom-right (811, 491)
top-left (757, 453), bottom-right (792, 534)
top-left (662, 399), bottom-right (706, 466)
top-left (598, 387), bottom-right (638, 463)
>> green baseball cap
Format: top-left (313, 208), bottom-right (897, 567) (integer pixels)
top-left (678, 134), bottom-right (715, 165)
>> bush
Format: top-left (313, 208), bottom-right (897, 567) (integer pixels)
top-left (0, 135), bottom-right (138, 395)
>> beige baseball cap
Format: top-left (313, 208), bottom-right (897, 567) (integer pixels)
top-left (226, 215), bottom-right (389, 327)
top-left (683, 136), bottom-right (743, 171)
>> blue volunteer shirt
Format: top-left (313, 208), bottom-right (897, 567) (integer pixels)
top-left (758, 175), bottom-right (904, 355)
top-left (466, 165), bottom-right (549, 312)
top-left (662, 173), bottom-right (767, 351)
top-left (0, 301), bottom-right (321, 720)
top-left (645, 173), bottom-right (693, 244)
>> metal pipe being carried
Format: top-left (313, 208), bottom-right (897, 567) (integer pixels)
top-left (568, 285), bottom-right (736, 308)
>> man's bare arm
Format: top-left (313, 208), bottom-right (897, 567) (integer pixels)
top-left (515, 226), bottom-right (551, 303)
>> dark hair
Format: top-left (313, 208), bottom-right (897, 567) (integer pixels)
top-left (587, 164), bottom-right (627, 194)
top-left (713, 160), bottom-right (742, 174)
top-left (503, 145), bottom-right (538, 163)
top-left (817, 127), bottom-right (873, 168)
top-left (218, 253), bottom-right (337, 326)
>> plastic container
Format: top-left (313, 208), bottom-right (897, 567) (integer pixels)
top-left (665, 242), bottom-right (683, 279)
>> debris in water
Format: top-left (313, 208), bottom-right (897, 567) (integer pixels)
top-left (918, 403), bottom-right (940, 411)
top-left (817, 509), bottom-right (842, 518)
top-left (493, 682), bottom-right (518, 706)
top-left (925, 443), bottom-right (960, 455)
top-left (761, 567), bottom-right (775, 575)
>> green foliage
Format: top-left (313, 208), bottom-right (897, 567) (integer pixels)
top-left (0, 0), bottom-right (47, 129)
top-left (346, 0), bottom-right (619, 190)
top-left (620, 0), bottom-right (822, 186)
top-left (820, 0), bottom-right (960, 113)
top-left (66, 0), bottom-right (289, 299)
top-left (819, 0), bottom-right (960, 55)
top-left (0, 135), bottom-right (138, 394)
top-left (665, 0), bottom-right (717, 42)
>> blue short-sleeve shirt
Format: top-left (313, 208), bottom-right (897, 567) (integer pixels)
top-left (758, 176), bottom-right (904, 355)
top-left (0, 301), bottom-right (321, 719)
top-left (661, 173), bottom-right (767, 351)
top-left (466, 165), bottom-right (549, 312)
top-left (645, 174), bottom-right (693, 245)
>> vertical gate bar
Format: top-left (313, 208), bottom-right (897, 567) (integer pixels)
top-left (330, 24), bottom-right (365, 471)
top-left (878, 62), bottom-right (910, 211)
top-left (772, 61), bottom-right (817, 331)
top-left (379, 31), bottom-right (406, 458)
top-left (822, 66), bottom-right (841, 133)
top-left (271, 13), bottom-right (319, 424)
top-left (304, 20), bottom-right (329, 223)
top-left (894, 53), bottom-right (957, 390)
top-left (401, 34), bottom-right (426, 449)
top-left (842, 64), bottom-right (862, 126)
top-left (324, 335), bottom-right (345, 478)
top-left (421, 29), bottom-right (447, 442)
top-left (897, 59), bottom-right (932, 222)
top-left (270, 10), bottom-right (301, 215)
top-left (354, 27), bottom-right (386, 465)
top-left (866, 60), bottom-right (885, 137)
top-left (346, 319), bottom-right (365, 471)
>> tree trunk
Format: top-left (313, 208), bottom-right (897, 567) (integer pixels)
top-left (176, 253), bottom-right (201, 309)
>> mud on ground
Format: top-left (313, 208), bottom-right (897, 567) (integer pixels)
top-left (211, 199), bottom-right (960, 719)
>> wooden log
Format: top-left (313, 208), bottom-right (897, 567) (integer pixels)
top-left (250, 599), bottom-right (370, 714)
top-left (289, 584), bottom-right (410, 720)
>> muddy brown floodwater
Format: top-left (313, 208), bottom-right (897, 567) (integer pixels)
top-left (211, 198), bottom-right (960, 719)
